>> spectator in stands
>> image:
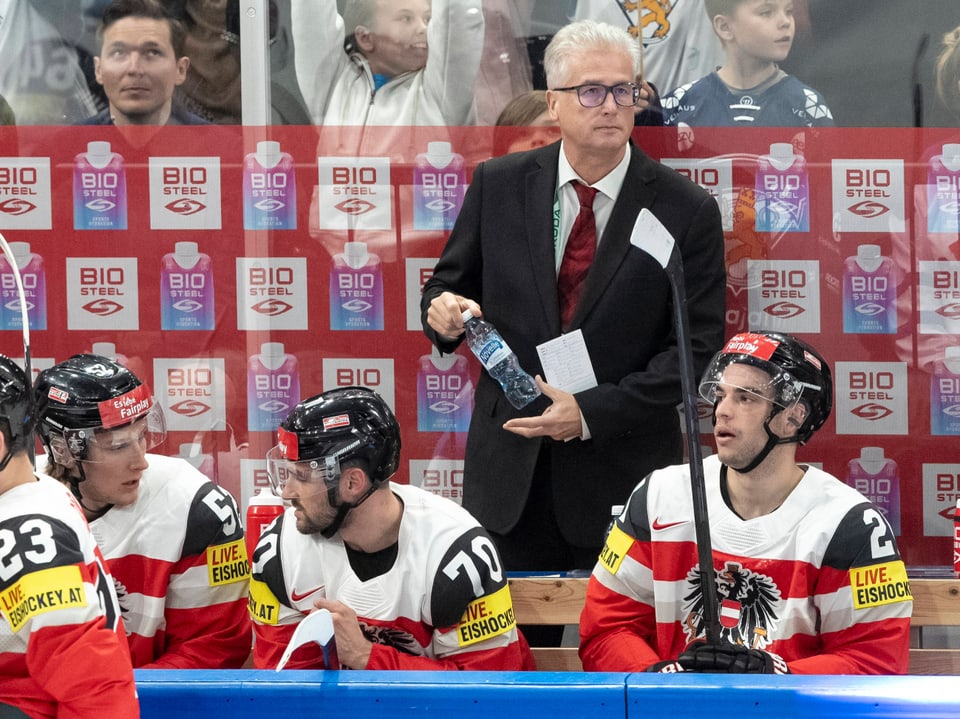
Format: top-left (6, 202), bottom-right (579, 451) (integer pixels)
top-left (35, 354), bottom-right (252, 669)
top-left (580, 331), bottom-right (912, 675)
top-left (0, 0), bottom-right (100, 124)
top-left (574, 0), bottom-right (725, 102)
top-left (290, 0), bottom-right (484, 126)
top-left (80, 0), bottom-right (209, 125)
top-left (936, 23), bottom-right (960, 120)
top-left (494, 89), bottom-right (557, 154)
top-left (661, 0), bottom-right (833, 127)
top-left (249, 387), bottom-right (534, 671)
top-left (0, 95), bottom-right (13, 125)
top-left (472, 0), bottom-right (535, 125)
top-left (0, 355), bottom-right (139, 718)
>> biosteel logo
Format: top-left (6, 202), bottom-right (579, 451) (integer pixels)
top-left (0, 198), bottom-right (36, 216)
top-left (165, 198), bottom-right (206, 215)
top-left (335, 198), bottom-right (376, 215)
top-left (82, 299), bottom-right (123, 316)
top-left (252, 299), bottom-right (293, 316)
top-left (848, 201), bottom-right (889, 218)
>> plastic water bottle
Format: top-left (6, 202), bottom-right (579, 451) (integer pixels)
top-left (245, 488), bottom-right (285, 564)
top-left (461, 309), bottom-right (541, 409)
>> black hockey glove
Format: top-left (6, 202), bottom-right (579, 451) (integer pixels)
top-left (644, 660), bottom-right (685, 673)
top-left (677, 641), bottom-right (790, 674)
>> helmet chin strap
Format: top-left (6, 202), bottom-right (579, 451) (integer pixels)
top-left (319, 481), bottom-right (378, 539)
top-left (715, 405), bottom-right (800, 474)
top-left (67, 464), bottom-right (113, 519)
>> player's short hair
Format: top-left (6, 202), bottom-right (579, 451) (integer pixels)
top-left (97, 0), bottom-right (187, 58)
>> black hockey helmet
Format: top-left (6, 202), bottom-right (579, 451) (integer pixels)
top-left (266, 386), bottom-right (400, 495)
top-left (0, 355), bottom-right (34, 465)
top-left (34, 354), bottom-right (166, 464)
top-left (700, 330), bottom-right (832, 447)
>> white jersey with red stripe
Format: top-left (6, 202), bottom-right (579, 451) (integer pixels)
top-left (0, 474), bottom-right (139, 719)
top-left (249, 482), bottom-right (533, 670)
top-left (90, 454), bottom-right (252, 668)
top-left (580, 454), bottom-right (912, 674)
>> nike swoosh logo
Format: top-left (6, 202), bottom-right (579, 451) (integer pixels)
top-left (651, 518), bottom-right (689, 531)
top-left (290, 586), bottom-right (325, 602)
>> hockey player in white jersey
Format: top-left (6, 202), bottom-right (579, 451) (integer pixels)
top-left (0, 355), bottom-right (138, 718)
top-left (34, 354), bottom-right (252, 669)
top-left (580, 331), bottom-right (912, 674)
top-left (250, 386), bottom-right (534, 670)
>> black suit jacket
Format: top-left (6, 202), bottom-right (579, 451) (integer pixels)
top-left (421, 141), bottom-right (726, 549)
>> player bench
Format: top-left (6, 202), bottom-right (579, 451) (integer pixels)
top-left (507, 576), bottom-right (960, 675)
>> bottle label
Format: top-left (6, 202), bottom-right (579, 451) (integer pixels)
top-left (0, 252), bottom-right (46, 330)
top-left (243, 152), bottom-right (297, 230)
top-left (329, 256), bottom-right (384, 330)
top-left (73, 152), bottom-right (127, 230)
top-left (160, 252), bottom-right (215, 330)
top-left (931, 366), bottom-right (960, 436)
top-left (755, 156), bottom-right (809, 233)
top-left (842, 256), bottom-right (896, 334)
top-left (927, 156), bottom-right (960, 234)
top-left (476, 338), bottom-right (511, 369)
top-left (416, 354), bottom-right (473, 432)
top-left (247, 354), bottom-right (300, 432)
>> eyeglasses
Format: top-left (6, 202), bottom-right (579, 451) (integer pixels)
top-left (551, 83), bottom-right (639, 108)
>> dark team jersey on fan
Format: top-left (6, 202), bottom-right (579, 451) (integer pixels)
top-left (580, 455), bottom-right (911, 674)
top-left (662, 72), bottom-right (834, 127)
top-left (249, 482), bottom-right (533, 670)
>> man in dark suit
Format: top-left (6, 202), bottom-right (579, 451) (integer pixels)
top-left (421, 19), bottom-right (726, 574)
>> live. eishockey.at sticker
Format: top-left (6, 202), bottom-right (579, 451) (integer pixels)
top-left (456, 584), bottom-right (516, 647)
top-left (849, 560), bottom-right (911, 609)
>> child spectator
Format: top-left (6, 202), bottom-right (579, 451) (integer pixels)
top-left (936, 24), bottom-right (960, 120)
top-left (661, 0), bottom-right (833, 127)
top-left (291, 0), bottom-right (484, 126)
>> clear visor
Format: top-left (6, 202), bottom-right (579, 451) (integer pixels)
top-left (61, 403), bottom-right (167, 463)
top-left (265, 445), bottom-right (340, 497)
top-left (699, 364), bottom-right (804, 413)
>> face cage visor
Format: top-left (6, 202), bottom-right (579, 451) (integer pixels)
top-left (265, 444), bottom-right (342, 497)
top-left (52, 403), bottom-right (167, 464)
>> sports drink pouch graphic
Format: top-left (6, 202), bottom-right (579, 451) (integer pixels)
top-left (0, 241), bottom-right (46, 330)
top-left (756, 143), bottom-right (809, 233)
top-left (243, 140), bottom-right (297, 230)
top-left (73, 141), bottom-right (127, 229)
top-left (846, 447), bottom-right (901, 535)
top-left (416, 347), bottom-right (472, 432)
top-left (842, 244), bottom-right (896, 334)
top-left (413, 141), bottom-right (466, 231)
top-left (927, 143), bottom-right (960, 234)
top-left (330, 241), bottom-right (383, 330)
top-left (247, 343), bottom-right (300, 432)
top-left (160, 242), bottom-right (215, 330)
top-left (931, 346), bottom-right (960, 436)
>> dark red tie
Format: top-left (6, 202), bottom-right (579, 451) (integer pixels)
top-left (558, 181), bottom-right (598, 328)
